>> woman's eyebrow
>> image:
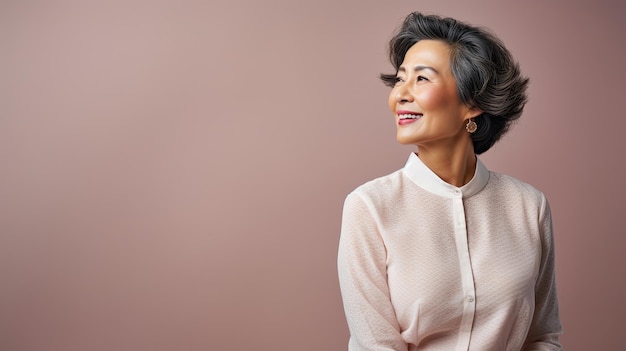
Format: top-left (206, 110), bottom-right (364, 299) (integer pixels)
top-left (398, 65), bottom-right (439, 74)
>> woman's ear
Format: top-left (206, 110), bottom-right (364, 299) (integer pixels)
top-left (464, 106), bottom-right (483, 120)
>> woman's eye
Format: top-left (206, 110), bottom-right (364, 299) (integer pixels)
top-left (417, 75), bottom-right (429, 82)
top-left (394, 77), bottom-right (404, 86)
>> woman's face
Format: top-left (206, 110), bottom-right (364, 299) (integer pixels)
top-left (388, 40), bottom-right (480, 149)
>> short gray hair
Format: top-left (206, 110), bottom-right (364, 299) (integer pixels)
top-left (380, 12), bottom-right (529, 154)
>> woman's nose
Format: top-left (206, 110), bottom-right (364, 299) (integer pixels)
top-left (394, 82), bottom-right (413, 103)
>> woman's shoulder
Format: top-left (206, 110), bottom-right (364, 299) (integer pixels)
top-left (346, 169), bottom-right (406, 203)
top-left (487, 171), bottom-right (548, 204)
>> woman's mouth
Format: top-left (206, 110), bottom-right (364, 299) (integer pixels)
top-left (397, 112), bottom-right (422, 125)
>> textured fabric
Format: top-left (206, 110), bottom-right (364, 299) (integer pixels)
top-left (338, 153), bottom-right (562, 351)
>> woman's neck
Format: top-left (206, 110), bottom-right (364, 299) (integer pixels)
top-left (416, 141), bottom-right (477, 187)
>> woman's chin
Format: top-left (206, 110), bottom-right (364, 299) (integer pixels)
top-left (396, 134), bottom-right (419, 145)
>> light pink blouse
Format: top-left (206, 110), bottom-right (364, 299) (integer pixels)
top-left (338, 153), bottom-right (562, 350)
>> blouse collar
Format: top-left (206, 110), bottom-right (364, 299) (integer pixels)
top-left (402, 152), bottom-right (490, 199)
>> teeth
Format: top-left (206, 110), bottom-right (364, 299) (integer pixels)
top-left (398, 113), bottom-right (422, 119)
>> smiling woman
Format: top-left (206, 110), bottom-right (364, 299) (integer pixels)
top-left (337, 12), bottom-right (562, 351)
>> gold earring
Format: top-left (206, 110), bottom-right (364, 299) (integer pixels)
top-left (465, 119), bottom-right (477, 133)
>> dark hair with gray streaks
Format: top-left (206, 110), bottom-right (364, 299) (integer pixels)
top-left (380, 12), bottom-right (529, 154)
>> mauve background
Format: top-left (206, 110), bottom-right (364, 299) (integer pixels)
top-left (1, 0), bottom-right (624, 350)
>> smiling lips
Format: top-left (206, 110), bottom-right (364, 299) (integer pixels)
top-left (397, 111), bottom-right (423, 125)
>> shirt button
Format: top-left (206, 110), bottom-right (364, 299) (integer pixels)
top-left (467, 296), bottom-right (474, 303)
top-left (454, 190), bottom-right (461, 195)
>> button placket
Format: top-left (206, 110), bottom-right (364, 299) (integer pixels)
top-left (452, 195), bottom-right (476, 350)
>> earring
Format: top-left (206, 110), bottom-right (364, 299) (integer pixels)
top-left (465, 119), bottom-right (477, 133)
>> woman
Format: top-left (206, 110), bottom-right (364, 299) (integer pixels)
top-left (337, 12), bottom-right (562, 351)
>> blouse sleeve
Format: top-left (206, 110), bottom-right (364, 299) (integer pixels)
top-left (337, 191), bottom-right (408, 351)
top-left (522, 196), bottom-right (563, 350)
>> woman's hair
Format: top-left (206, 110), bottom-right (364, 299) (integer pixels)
top-left (381, 12), bottom-right (529, 154)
